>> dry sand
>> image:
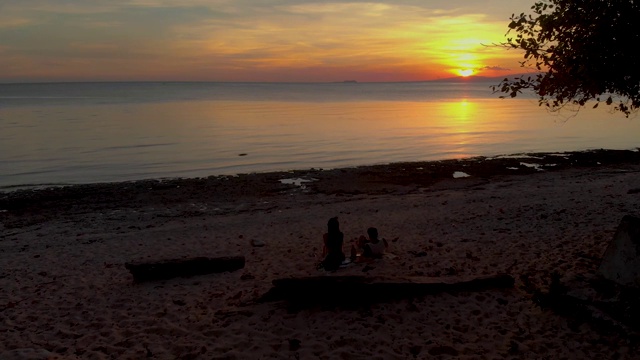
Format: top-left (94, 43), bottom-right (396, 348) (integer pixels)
top-left (1, 149), bottom-right (640, 359)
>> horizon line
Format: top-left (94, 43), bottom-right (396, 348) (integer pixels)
top-left (0, 75), bottom-right (534, 86)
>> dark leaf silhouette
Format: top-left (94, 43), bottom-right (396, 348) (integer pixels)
top-left (493, 0), bottom-right (640, 117)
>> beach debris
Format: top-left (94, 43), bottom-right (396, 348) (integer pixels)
top-left (124, 256), bottom-right (245, 283)
top-left (0, 348), bottom-right (56, 360)
top-left (214, 309), bottom-right (253, 319)
top-left (519, 162), bottom-right (544, 171)
top-left (598, 215), bottom-right (640, 287)
top-left (428, 346), bottom-right (459, 356)
top-left (279, 177), bottom-right (318, 189)
top-left (452, 171), bottom-right (470, 178)
top-left (409, 250), bottom-right (427, 257)
top-left (362, 265), bottom-right (375, 272)
top-left (238, 153), bottom-right (247, 156)
top-left (240, 273), bottom-right (255, 280)
top-left (409, 345), bottom-right (422, 357)
top-left (288, 338), bottom-right (301, 351)
top-left (250, 239), bottom-right (266, 247)
top-left (258, 274), bottom-right (515, 306)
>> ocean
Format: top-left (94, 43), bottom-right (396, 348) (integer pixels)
top-left (1, 81), bottom-right (639, 190)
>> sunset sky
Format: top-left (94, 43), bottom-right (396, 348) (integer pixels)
top-left (1, 0), bottom-right (537, 83)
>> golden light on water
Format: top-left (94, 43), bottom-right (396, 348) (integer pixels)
top-left (443, 99), bottom-right (475, 128)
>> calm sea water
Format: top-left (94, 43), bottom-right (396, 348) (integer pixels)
top-left (1, 81), bottom-right (639, 190)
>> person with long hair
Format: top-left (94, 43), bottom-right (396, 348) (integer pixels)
top-left (319, 217), bottom-right (345, 271)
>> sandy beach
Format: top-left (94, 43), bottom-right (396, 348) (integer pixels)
top-left (1, 149), bottom-right (640, 359)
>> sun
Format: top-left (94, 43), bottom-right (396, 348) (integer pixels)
top-left (457, 69), bottom-right (474, 77)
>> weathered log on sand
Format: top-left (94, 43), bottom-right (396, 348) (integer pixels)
top-left (259, 274), bottom-right (514, 304)
top-left (125, 256), bottom-right (245, 282)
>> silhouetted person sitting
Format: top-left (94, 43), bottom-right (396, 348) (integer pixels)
top-left (351, 227), bottom-right (388, 260)
top-left (320, 217), bottom-right (345, 271)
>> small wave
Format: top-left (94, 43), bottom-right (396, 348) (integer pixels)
top-left (0, 182), bottom-right (72, 192)
top-left (0, 96), bottom-right (100, 99)
top-left (100, 142), bottom-right (177, 151)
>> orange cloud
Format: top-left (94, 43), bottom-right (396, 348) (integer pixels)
top-left (0, 1), bottom-right (530, 82)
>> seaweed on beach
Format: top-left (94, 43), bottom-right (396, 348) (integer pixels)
top-left (1, 149), bottom-right (639, 228)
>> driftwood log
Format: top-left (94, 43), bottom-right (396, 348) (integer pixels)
top-left (259, 274), bottom-right (514, 305)
top-left (125, 256), bottom-right (245, 282)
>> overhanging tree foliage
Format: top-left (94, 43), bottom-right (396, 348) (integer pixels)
top-left (494, 0), bottom-right (640, 116)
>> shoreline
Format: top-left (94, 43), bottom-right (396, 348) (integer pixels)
top-left (1, 148), bottom-right (639, 218)
top-left (1, 148), bottom-right (640, 358)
